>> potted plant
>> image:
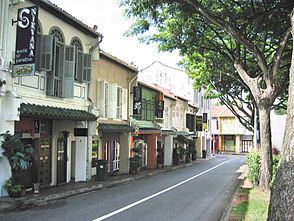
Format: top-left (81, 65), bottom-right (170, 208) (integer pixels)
top-left (129, 147), bottom-right (142, 174)
top-left (1, 131), bottom-right (34, 196)
top-left (172, 148), bottom-right (180, 165)
top-left (2, 178), bottom-right (23, 198)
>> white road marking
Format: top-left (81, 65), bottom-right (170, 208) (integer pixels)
top-left (92, 159), bottom-right (231, 221)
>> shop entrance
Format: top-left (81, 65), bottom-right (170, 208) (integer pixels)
top-left (37, 138), bottom-right (51, 186)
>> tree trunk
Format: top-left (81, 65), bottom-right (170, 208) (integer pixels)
top-left (257, 105), bottom-right (272, 191)
top-left (268, 9), bottom-right (294, 220)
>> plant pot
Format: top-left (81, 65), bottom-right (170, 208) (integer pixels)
top-left (33, 183), bottom-right (40, 194)
top-left (157, 163), bottom-right (163, 169)
top-left (8, 190), bottom-right (21, 198)
top-left (129, 158), bottom-right (140, 174)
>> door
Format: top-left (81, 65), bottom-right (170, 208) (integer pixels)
top-left (57, 138), bottom-right (67, 184)
top-left (37, 138), bottom-right (51, 187)
top-left (113, 142), bottom-right (120, 171)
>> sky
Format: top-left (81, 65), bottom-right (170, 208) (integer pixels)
top-left (49, 0), bottom-right (181, 71)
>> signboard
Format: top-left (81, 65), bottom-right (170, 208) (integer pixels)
top-left (155, 92), bottom-right (164, 118)
top-left (196, 116), bottom-right (203, 131)
top-left (133, 86), bottom-right (142, 118)
top-left (203, 113), bottom-right (208, 130)
top-left (74, 128), bottom-right (88, 136)
top-left (13, 6), bottom-right (38, 77)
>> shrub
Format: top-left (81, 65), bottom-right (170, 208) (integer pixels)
top-left (270, 154), bottom-right (280, 186)
top-left (246, 151), bottom-right (280, 187)
top-left (247, 151), bottom-right (261, 186)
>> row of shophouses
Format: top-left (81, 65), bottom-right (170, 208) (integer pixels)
top-left (0, 0), bottom-right (212, 197)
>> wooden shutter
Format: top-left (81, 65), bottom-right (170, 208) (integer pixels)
top-left (117, 87), bottom-right (122, 118)
top-left (47, 38), bottom-right (56, 96)
top-left (62, 46), bottom-right (75, 98)
top-left (121, 88), bottom-right (128, 120)
top-left (37, 35), bottom-right (53, 71)
top-left (97, 80), bottom-right (105, 118)
top-left (83, 54), bottom-right (92, 82)
top-left (107, 83), bottom-right (117, 118)
top-left (76, 51), bottom-right (83, 82)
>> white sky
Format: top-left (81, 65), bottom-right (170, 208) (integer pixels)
top-left (49, 0), bottom-right (181, 70)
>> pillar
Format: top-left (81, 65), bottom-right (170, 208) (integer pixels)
top-left (164, 135), bottom-right (173, 167)
top-left (147, 134), bottom-right (157, 169)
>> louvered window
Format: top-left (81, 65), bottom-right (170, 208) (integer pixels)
top-left (83, 54), bottom-right (91, 82)
top-left (62, 46), bottom-right (75, 98)
top-left (96, 80), bottom-right (106, 118)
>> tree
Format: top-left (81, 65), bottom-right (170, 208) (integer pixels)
top-left (120, 0), bottom-right (293, 191)
top-left (268, 9), bottom-right (294, 220)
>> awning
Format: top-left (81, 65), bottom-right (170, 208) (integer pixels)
top-left (20, 103), bottom-right (97, 121)
top-left (161, 128), bottom-right (177, 136)
top-left (131, 120), bottom-right (161, 134)
top-left (176, 131), bottom-right (190, 136)
top-left (98, 123), bottom-right (134, 133)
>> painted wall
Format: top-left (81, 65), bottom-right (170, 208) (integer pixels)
top-left (173, 98), bottom-right (188, 131)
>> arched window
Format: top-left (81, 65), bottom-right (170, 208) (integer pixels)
top-left (70, 37), bottom-right (83, 52)
top-left (49, 27), bottom-right (65, 43)
top-left (70, 37), bottom-right (84, 82)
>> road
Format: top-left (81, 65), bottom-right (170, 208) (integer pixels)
top-left (0, 154), bottom-right (246, 221)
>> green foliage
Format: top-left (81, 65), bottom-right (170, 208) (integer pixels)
top-left (120, 0), bottom-right (293, 129)
top-left (1, 131), bottom-right (34, 170)
top-left (270, 154), bottom-right (280, 186)
top-left (247, 151), bottom-right (280, 187)
top-left (232, 187), bottom-right (269, 220)
top-left (247, 152), bottom-right (261, 186)
top-left (2, 178), bottom-right (23, 194)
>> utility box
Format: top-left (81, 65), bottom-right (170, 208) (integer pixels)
top-left (96, 160), bottom-right (108, 181)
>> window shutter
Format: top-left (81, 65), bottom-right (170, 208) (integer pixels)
top-left (117, 87), bottom-right (122, 118)
top-left (62, 46), bottom-right (75, 98)
top-left (76, 51), bottom-right (83, 82)
top-left (46, 39), bottom-right (56, 96)
top-left (37, 35), bottom-right (53, 71)
top-left (121, 88), bottom-right (128, 120)
top-left (97, 80), bottom-right (105, 118)
top-left (107, 83), bottom-right (117, 118)
top-left (83, 54), bottom-right (92, 82)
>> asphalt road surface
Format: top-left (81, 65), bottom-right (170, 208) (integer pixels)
top-left (0, 154), bottom-right (246, 221)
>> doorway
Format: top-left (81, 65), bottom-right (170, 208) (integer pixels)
top-left (57, 137), bottom-right (67, 184)
top-left (37, 138), bottom-right (51, 187)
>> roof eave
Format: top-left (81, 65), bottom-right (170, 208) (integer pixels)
top-left (30, 0), bottom-right (101, 38)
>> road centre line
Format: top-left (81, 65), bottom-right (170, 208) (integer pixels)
top-left (92, 159), bottom-right (231, 221)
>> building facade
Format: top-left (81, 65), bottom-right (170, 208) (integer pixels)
top-left (91, 50), bottom-right (138, 175)
top-left (211, 105), bottom-right (253, 153)
top-left (0, 0), bottom-right (102, 196)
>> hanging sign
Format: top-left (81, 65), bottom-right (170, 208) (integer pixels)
top-left (203, 113), bottom-right (208, 130)
top-left (13, 6), bottom-right (38, 77)
top-left (196, 116), bottom-right (203, 131)
top-left (133, 86), bottom-right (142, 118)
top-left (155, 92), bottom-right (164, 118)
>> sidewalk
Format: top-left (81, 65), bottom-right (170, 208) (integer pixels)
top-left (0, 158), bottom-right (206, 213)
